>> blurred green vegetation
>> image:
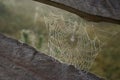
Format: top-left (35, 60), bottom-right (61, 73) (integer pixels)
top-left (91, 25), bottom-right (120, 80)
top-left (0, 1), bottom-right (120, 80)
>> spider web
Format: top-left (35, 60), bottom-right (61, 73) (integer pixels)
top-left (44, 13), bottom-right (101, 72)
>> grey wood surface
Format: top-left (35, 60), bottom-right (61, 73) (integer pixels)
top-left (0, 33), bottom-right (104, 80)
top-left (34, 0), bottom-right (120, 24)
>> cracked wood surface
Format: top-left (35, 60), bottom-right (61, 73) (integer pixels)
top-left (0, 33), bottom-right (104, 80)
top-left (34, 0), bottom-right (120, 24)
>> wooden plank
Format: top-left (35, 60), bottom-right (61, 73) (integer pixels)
top-left (34, 0), bottom-right (120, 24)
top-left (0, 33), bottom-right (104, 80)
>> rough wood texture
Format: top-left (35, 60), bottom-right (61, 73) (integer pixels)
top-left (34, 0), bottom-right (120, 24)
top-left (0, 33), bottom-right (104, 80)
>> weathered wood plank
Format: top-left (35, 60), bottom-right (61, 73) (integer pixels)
top-left (0, 33), bottom-right (104, 80)
top-left (34, 0), bottom-right (120, 24)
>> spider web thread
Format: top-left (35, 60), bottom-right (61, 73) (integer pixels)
top-left (44, 13), bottom-right (101, 71)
